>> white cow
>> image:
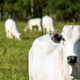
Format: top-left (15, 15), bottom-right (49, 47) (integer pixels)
top-left (29, 25), bottom-right (80, 80)
top-left (5, 19), bottom-right (21, 40)
top-left (42, 16), bottom-right (54, 34)
top-left (24, 18), bottom-right (41, 32)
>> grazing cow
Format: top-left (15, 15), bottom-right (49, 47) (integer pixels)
top-left (5, 19), bottom-right (21, 40)
top-left (42, 16), bottom-right (54, 34)
top-left (24, 18), bottom-right (42, 32)
top-left (29, 25), bottom-right (80, 80)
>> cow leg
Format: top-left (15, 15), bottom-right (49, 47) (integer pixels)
top-left (6, 31), bottom-right (9, 38)
top-left (38, 25), bottom-right (42, 31)
top-left (6, 30), bottom-right (12, 39)
top-left (8, 31), bottom-right (13, 39)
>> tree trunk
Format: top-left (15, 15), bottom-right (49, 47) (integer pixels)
top-left (31, 0), bottom-right (34, 17)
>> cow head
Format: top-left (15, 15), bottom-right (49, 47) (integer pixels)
top-left (62, 25), bottom-right (80, 65)
top-left (52, 25), bottom-right (80, 65)
top-left (15, 33), bottom-right (21, 40)
top-left (52, 26), bottom-right (80, 78)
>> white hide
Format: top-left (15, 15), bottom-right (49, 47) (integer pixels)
top-left (5, 19), bottom-right (21, 40)
top-left (42, 16), bottom-right (54, 34)
top-left (29, 25), bottom-right (80, 80)
top-left (61, 25), bottom-right (80, 80)
top-left (24, 18), bottom-right (41, 32)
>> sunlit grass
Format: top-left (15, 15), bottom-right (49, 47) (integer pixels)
top-left (0, 21), bottom-right (79, 80)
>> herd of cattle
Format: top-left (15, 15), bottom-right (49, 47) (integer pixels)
top-left (5, 15), bottom-right (80, 80)
top-left (5, 15), bottom-right (54, 40)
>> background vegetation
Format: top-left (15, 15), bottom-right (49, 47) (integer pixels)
top-left (0, 0), bottom-right (80, 21)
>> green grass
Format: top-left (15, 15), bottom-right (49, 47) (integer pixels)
top-left (0, 21), bottom-right (80, 80)
top-left (54, 22), bottom-right (80, 32)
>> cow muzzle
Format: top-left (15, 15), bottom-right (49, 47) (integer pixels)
top-left (67, 56), bottom-right (77, 64)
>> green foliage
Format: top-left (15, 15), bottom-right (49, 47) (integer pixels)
top-left (45, 0), bottom-right (80, 21)
top-left (0, 0), bottom-right (80, 21)
top-left (32, 0), bottom-right (47, 18)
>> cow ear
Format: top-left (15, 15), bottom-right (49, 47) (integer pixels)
top-left (51, 33), bottom-right (63, 43)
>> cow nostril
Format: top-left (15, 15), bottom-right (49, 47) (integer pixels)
top-left (73, 56), bottom-right (77, 62)
top-left (67, 56), bottom-right (77, 64)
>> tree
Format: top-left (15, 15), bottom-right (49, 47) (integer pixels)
top-left (44, 0), bottom-right (80, 21)
top-left (33, 0), bottom-right (47, 18)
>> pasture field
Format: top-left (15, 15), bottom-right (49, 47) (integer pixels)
top-left (0, 21), bottom-right (80, 80)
